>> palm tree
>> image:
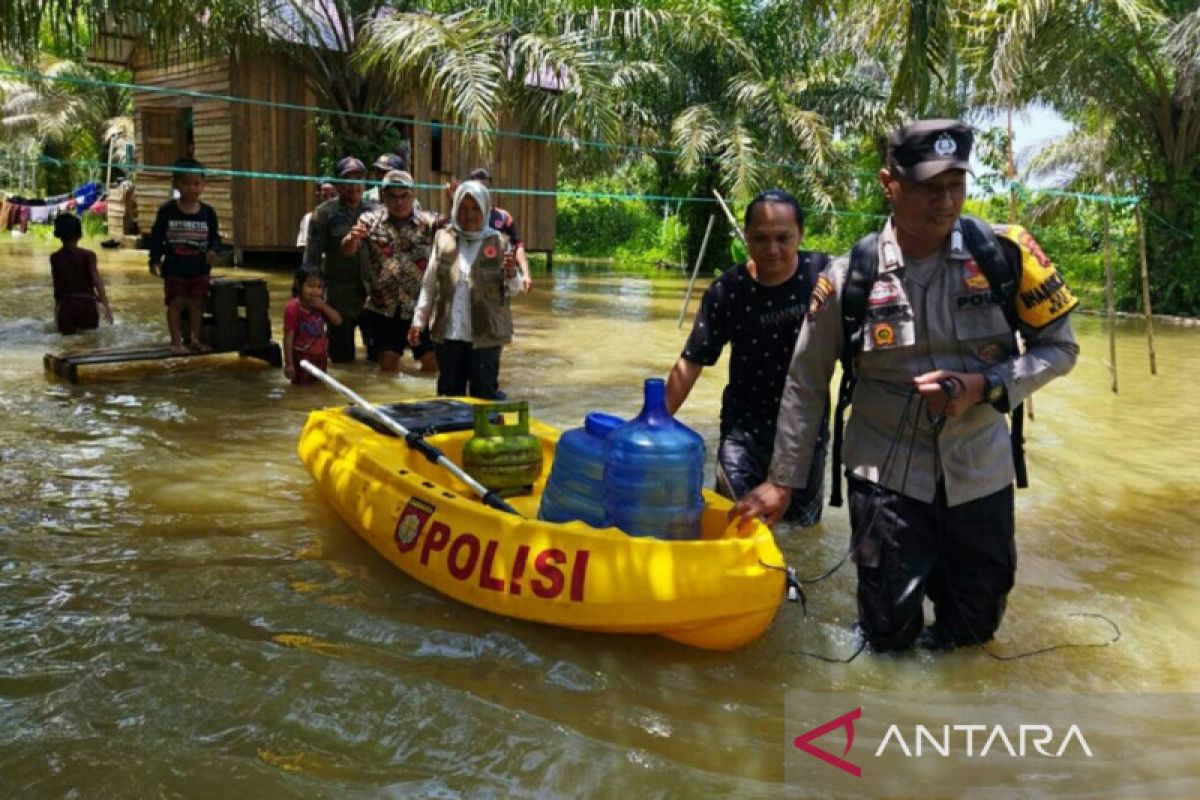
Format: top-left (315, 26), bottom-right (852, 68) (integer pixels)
top-left (0, 56), bottom-right (132, 193)
top-left (253, 0), bottom-right (425, 165)
top-left (634, 0), bottom-right (893, 270)
top-left (950, 0), bottom-right (1197, 313)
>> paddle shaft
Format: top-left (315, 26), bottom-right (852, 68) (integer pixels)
top-left (298, 360), bottom-right (522, 516)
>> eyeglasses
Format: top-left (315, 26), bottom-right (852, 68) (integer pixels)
top-left (383, 191), bottom-right (413, 201)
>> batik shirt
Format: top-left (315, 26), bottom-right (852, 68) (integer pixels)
top-left (357, 207), bottom-right (439, 318)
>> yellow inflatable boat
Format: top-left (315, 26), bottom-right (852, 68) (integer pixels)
top-left (297, 398), bottom-right (786, 650)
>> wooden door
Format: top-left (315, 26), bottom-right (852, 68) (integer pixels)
top-left (141, 106), bottom-right (188, 173)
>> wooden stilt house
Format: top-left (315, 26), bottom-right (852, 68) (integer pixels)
top-left (89, 36), bottom-right (557, 260)
top-left (89, 36), bottom-right (317, 261)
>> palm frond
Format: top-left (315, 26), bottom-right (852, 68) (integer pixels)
top-left (359, 10), bottom-right (505, 148)
top-left (610, 60), bottom-right (668, 93)
top-left (715, 118), bottom-right (762, 202)
top-left (507, 28), bottom-right (623, 145)
top-left (1164, 7), bottom-right (1200, 105)
top-left (671, 103), bottom-right (721, 172)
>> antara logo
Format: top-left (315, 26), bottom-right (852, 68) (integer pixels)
top-left (794, 709), bottom-right (1094, 778)
top-left (794, 708), bottom-right (863, 777)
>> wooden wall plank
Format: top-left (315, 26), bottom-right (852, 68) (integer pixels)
top-left (129, 47), bottom-right (555, 251)
top-left (400, 99), bottom-right (556, 251)
top-left (226, 51), bottom-right (315, 249)
top-left (132, 47), bottom-right (235, 243)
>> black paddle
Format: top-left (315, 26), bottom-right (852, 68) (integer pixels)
top-left (299, 360), bottom-right (523, 516)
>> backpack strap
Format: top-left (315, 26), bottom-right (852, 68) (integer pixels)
top-left (959, 215), bottom-right (1020, 328)
top-left (829, 233), bottom-right (879, 507)
top-left (803, 250), bottom-right (830, 288)
top-left (958, 215), bottom-right (1028, 489)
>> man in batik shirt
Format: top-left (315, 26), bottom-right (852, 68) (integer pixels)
top-left (343, 170), bottom-right (439, 373)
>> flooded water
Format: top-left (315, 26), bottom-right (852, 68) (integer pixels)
top-left (2, 235), bottom-right (1198, 797)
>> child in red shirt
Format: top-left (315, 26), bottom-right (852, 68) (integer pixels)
top-left (283, 266), bottom-right (342, 385)
top-left (50, 214), bottom-right (112, 334)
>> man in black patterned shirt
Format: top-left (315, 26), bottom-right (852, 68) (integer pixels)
top-left (666, 189), bottom-right (830, 526)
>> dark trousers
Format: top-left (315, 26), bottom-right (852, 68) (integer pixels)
top-left (435, 340), bottom-right (502, 399)
top-left (327, 316), bottom-right (356, 363)
top-left (716, 428), bottom-right (825, 527)
top-left (848, 476), bottom-right (1015, 652)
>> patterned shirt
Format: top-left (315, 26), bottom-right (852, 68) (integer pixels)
top-left (358, 207), bottom-right (439, 318)
top-left (682, 253), bottom-right (827, 443)
top-left (148, 200), bottom-right (220, 279)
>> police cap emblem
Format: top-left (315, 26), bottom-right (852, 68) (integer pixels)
top-left (934, 133), bottom-right (958, 156)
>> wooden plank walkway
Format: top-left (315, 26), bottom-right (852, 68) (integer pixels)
top-left (43, 342), bottom-right (282, 383)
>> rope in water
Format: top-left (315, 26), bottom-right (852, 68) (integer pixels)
top-left (760, 390), bottom-right (1122, 663)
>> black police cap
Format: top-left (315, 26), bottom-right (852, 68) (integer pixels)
top-left (887, 120), bottom-right (974, 182)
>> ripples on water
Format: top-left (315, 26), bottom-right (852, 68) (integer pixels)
top-left (1, 241), bottom-right (1198, 796)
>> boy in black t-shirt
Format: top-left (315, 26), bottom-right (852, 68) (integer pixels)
top-left (148, 158), bottom-right (221, 353)
top-left (666, 189), bottom-right (829, 526)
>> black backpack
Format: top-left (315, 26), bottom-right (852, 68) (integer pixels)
top-left (829, 215), bottom-right (1027, 507)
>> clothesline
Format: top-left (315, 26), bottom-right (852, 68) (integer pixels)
top-left (0, 181), bottom-right (100, 233)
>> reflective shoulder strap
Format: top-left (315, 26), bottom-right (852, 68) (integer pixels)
top-left (830, 234), bottom-right (878, 507)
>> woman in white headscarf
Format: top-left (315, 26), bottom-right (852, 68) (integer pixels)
top-left (409, 180), bottom-right (522, 398)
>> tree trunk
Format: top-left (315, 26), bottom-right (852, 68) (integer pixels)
top-left (42, 139), bottom-right (71, 195)
top-left (682, 166), bottom-right (730, 274)
top-left (1145, 165), bottom-right (1200, 315)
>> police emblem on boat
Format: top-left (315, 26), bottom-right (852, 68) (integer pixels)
top-left (395, 498), bottom-right (435, 552)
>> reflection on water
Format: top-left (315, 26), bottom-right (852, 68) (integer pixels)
top-left (1, 238), bottom-right (1198, 795)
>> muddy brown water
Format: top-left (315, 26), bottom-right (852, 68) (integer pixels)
top-left (1, 237), bottom-right (1198, 797)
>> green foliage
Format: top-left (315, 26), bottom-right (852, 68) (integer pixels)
top-left (555, 176), bottom-right (687, 266)
top-left (315, 115), bottom-right (412, 179)
top-left (5, 0), bottom-right (1197, 315)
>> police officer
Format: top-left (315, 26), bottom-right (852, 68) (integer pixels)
top-left (733, 120), bottom-right (1080, 652)
top-left (302, 156), bottom-right (378, 362)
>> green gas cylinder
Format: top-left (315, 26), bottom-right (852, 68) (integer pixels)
top-left (462, 401), bottom-right (543, 496)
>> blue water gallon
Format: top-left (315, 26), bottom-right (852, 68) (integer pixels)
top-left (538, 412), bottom-right (624, 527)
top-left (603, 378), bottom-right (705, 540)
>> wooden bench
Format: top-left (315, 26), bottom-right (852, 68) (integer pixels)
top-left (44, 277), bottom-right (282, 383)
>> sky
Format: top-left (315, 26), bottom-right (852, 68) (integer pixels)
top-left (972, 103), bottom-right (1075, 189)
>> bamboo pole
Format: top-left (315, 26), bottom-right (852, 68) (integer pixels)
top-left (1006, 104), bottom-right (1019, 224)
top-left (677, 214), bottom-right (716, 329)
top-left (1135, 204), bottom-right (1158, 375)
top-left (712, 189), bottom-right (750, 247)
top-left (1005, 102), bottom-right (1033, 419)
top-left (1103, 203), bottom-right (1118, 394)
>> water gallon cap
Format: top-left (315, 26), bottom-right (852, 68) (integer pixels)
top-left (584, 412), bottom-right (624, 438)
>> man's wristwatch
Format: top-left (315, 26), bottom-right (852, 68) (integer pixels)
top-left (981, 370), bottom-right (1008, 412)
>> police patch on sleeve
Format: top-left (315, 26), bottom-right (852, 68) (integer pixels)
top-left (997, 225), bottom-right (1078, 328)
top-left (808, 274), bottom-right (834, 320)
